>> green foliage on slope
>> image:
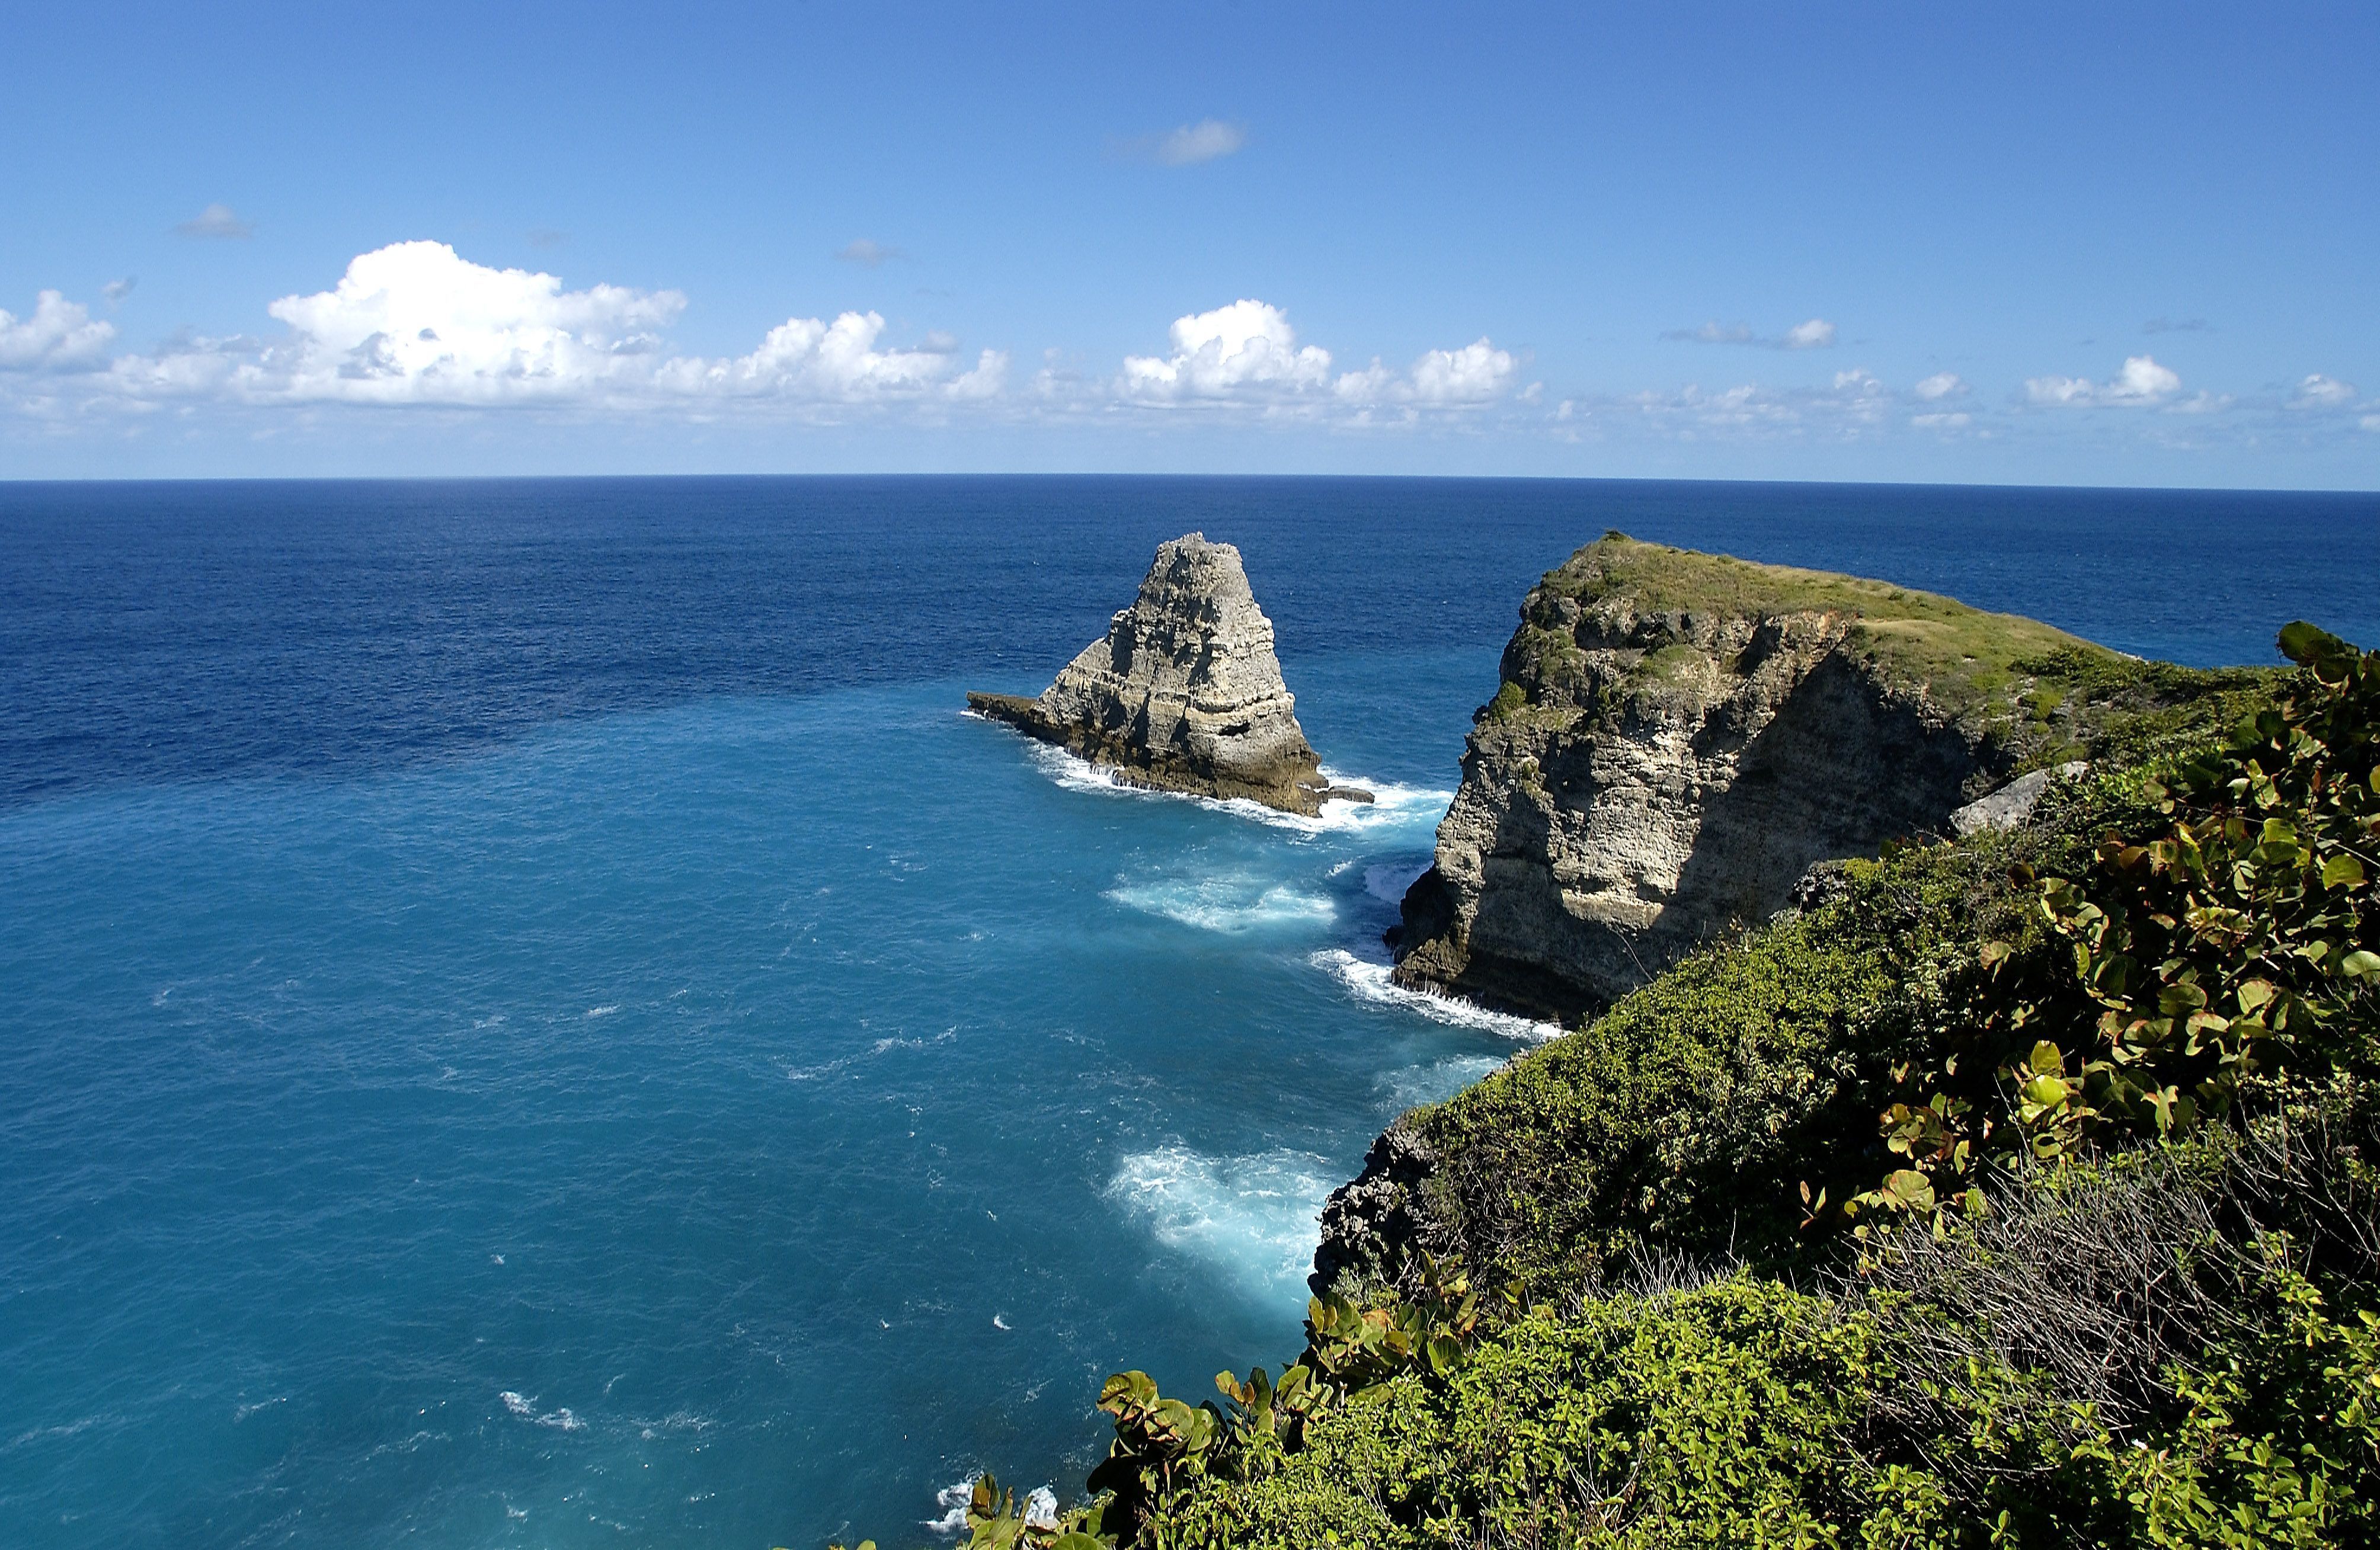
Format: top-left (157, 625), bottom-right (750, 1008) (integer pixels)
top-left (821, 625), bottom-right (2378, 1550)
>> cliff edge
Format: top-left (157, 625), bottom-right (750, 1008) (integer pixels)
top-left (968, 533), bottom-right (1364, 816)
top-left (1392, 533), bottom-right (2132, 1019)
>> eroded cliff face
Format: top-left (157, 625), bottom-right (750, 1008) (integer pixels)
top-left (970, 533), bottom-right (1360, 815)
top-left (1392, 534), bottom-right (2112, 1019)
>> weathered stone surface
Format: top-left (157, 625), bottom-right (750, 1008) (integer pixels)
top-left (1391, 535), bottom-right (2120, 1020)
top-left (1949, 760), bottom-right (2090, 835)
top-left (1309, 1119), bottom-right (1439, 1296)
top-left (969, 533), bottom-right (1361, 815)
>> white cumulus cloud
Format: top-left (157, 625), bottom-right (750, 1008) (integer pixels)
top-left (2026, 354), bottom-right (2181, 406)
top-left (71, 242), bottom-right (1006, 413)
top-left (1118, 299), bottom-right (1517, 416)
top-left (1120, 299), bottom-right (1332, 401)
top-left (1782, 318), bottom-right (1836, 350)
top-left (260, 241), bottom-right (684, 404)
top-left (0, 292), bottom-right (117, 372)
top-left (2291, 373), bottom-right (2358, 409)
top-left (1408, 340), bottom-right (1517, 403)
top-left (1914, 372), bottom-right (1966, 400)
top-left (1154, 119), bottom-right (1247, 166)
top-left (657, 310), bottom-right (1004, 402)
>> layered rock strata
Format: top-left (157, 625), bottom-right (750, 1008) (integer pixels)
top-left (969, 533), bottom-right (1365, 816)
top-left (1392, 534), bottom-right (2120, 1020)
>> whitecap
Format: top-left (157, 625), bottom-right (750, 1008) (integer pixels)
top-left (584, 1005), bottom-right (619, 1019)
top-left (1106, 1145), bottom-right (1336, 1295)
top-left (1308, 949), bottom-right (1561, 1041)
top-left (925, 1475), bottom-right (977, 1535)
top-left (1106, 873), bottom-right (1335, 933)
top-left (498, 1391), bottom-right (586, 1431)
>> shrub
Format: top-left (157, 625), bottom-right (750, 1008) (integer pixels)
top-left (1861, 625), bottom-right (2380, 1225)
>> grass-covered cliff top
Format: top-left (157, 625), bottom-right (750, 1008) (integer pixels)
top-left (1555, 531), bottom-right (2101, 704)
top-left (1501, 533), bottom-right (2276, 763)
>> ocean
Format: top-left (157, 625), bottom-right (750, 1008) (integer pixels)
top-left (3, 476), bottom-right (2374, 1549)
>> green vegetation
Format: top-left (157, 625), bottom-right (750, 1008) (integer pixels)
top-left (823, 623), bottom-right (2376, 1550)
top-left (1543, 534), bottom-right (2106, 721)
top-left (1498, 535), bottom-right (2279, 755)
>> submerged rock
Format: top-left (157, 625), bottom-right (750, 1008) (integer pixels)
top-left (1392, 534), bottom-right (2136, 1020)
top-left (968, 533), bottom-right (1362, 815)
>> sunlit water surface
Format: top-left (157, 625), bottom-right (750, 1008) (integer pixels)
top-left (4, 476), bottom-right (2372, 1548)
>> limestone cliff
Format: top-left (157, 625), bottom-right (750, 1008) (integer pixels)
top-left (1393, 534), bottom-right (2130, 1019)
top-left (970, 533), bottom-right (1364, 815)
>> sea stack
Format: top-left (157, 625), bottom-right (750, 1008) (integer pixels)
top-left (968, 533), bottom-right (1365, 816)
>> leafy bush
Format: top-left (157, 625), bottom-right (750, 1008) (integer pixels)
top-left (1861, 623), bottom-right (2380, 1225)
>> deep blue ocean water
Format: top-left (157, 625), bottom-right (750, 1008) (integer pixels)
top-left (3, 476), bottom-right (2375, 1549)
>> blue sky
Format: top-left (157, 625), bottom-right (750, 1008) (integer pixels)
top-left (3, 1), bottom-right (2374, 485)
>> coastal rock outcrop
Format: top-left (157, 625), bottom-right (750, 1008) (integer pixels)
top-left (1949, 760), bottom-right (2090, 835)
top-left (969, 533), bottom-right (1365, 815)
top-left (1392, 534), bottom-right (2123, 1020)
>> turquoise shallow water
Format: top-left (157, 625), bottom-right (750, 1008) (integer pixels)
top-left (4, 476), bottom-right (2375, 1548)
top-left (4, 670), bottom-right (1517, 1547)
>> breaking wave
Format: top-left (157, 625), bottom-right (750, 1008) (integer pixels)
top-left (498, 1392), bottom-right (586, 1431)
top-left (1010, 739), bottom-right (1448, 837)
top-left (1363, 860), bottom-right (1429, 902)
top-left (1308, 949), bottom-right (1561, 1041)
top-left (925, 1475), bottom-right (1055, 1536)
top-left (1106, 1145), bottom-right (1336, 1296)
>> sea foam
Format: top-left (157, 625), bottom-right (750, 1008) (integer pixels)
top-left (925, 1476), bottom-right (1056, 1536)
top-left (1105, 871), bottom-right (1335, 932)
top-left (1016, 739), bottom-right (1448, 838)
top-left (1363, 860), bottom-right (1429, 902)
top-left (1309, 949), bottom-right (1560, 1041)
top-left (1105, 1145), bottom-right (1336, 1296)
top-left (498, 1391), bottom-right (587, 1431)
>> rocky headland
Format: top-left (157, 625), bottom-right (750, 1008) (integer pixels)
top-left (1390, 532), bottom-right (2148, 1021)
top-left (850, 527), bottom-right (2365, 1548)
top-left (969, 533), bottom-right (1367, 816)
top-left (1312, 532), bottom-right (2272, 1302)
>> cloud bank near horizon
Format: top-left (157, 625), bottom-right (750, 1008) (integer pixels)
top-left (2, 242), bottom-right (2372, 460)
